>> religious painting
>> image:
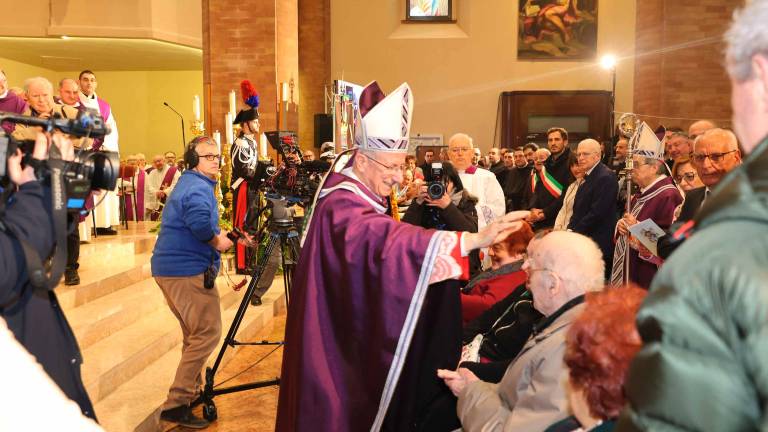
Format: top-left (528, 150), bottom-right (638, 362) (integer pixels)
top-left (405, 0), bottom-right (452, 22)
top-left (518, 0), bottom-right (599, 60)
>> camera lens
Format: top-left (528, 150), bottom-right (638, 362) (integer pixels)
top-left (427, 182), bottom-right (445, 200)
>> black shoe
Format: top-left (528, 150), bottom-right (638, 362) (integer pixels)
top-left (160, 405), bottom-right (210, 429)
top-left (96, 227), bottom-right (118, 235)
top-left (64, 269), bottom-right (80, 286)
top-left (250, 295), bottom-right (262, 306)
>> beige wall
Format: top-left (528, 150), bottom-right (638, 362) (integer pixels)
top-left (1, 57), bottom-right (202, 159)
top-left (331, 0), bottom-right (636, 151)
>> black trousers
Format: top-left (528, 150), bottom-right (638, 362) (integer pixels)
top-left (66, 216), bottom-right (80, 271)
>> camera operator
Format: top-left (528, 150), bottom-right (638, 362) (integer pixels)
top-left (403, 161), bottom-right (481, 278)
top-left (0, 131), bottom-right (97, 420)
top-left (151, 136), bottom-right (251, 429)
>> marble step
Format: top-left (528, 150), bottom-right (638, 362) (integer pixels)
top-left (80, 277), bottom-right (244, 405)
top-left (93, 284), bottom-right (287, 432)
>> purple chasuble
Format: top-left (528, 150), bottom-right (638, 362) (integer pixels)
top-left (611, 176), bottom-right (682, 288)
top-left (276, 171), bottom-right (460, 432)
top-left (0, 91), bottom-right (29, 134)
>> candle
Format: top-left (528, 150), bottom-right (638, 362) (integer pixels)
top-left (229, 90), bottom-right (236, 116)
top-left (193, 95), bottom-right (200, 121)
top-left (281, 82), bottom-right (289, 102)
top-left (259, 133), bottom-right (268, 159)
top-left (213, 131), bottom-right (221, 153)
top-left (225, 113), bottom-right (234, 145)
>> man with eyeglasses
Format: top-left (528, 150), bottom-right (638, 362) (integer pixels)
top-left (619, 3), bottom-right (768, 430)
top-left (448, 133), bottom-right (506, 229)
top-left (568, 139), bottom-right (618, 276)
top-left (145, 153), bottom-right (180, 221)
top-left (675, 128), bottom-right (741, 224)
top-left (277, 82), bottom-right (525, 432)
top-left (151, 136), bottom-right (243, 429)
top-left (439, 231), bottom-right (603, 431)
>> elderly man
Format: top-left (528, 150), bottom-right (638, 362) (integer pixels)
top-left (618, 3), bottom-right (768, 431)
top-left (164, 151), bottom-right (177, 167)
top-left (439, 231), bottom-right (604, 431)
top-left (687, 119), bottom-right (717, 140)
top-left (145, 154), bottom-right (180, 220)
top-left (610, 142), bottom-right (682, 288)
top-left (448, 133), bottom-right (506, 228)
top-left (58, 78), bottom-right (80, 108)
top-left (528, 128), bottom-right (573, 228)
top-left (0, 69), bottom-right (28, 134)
top-left (568, 139), bottom-right (618, 275)
top-left (276, 82), bottom-right (523, 432)
top-left (676, 128), bottom-right (742, 223)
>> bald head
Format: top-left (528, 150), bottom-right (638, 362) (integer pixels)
top-left (688, 120), bottom-right (717, 139)
top-left (692, 128), bottom-right (742, 187)
top-left (59, 78), bottom-right (79, 106)
top-left (448, 133), bottom-right (474, 171)
top-left (524, 231), bottom-right (604, 315)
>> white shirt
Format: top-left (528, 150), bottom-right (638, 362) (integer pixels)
top-left (145, 165), bottom-right (180, 211)
top-left (458, 167), bottom-right (506, 229)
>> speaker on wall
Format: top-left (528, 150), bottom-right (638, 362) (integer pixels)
top-left (314, 113), bottom-right (333, 148)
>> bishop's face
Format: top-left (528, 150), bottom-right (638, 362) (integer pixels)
top-left (356, 151), bottom-right (405, 197)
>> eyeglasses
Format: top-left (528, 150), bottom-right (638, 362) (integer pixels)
top-left (364, 155), bottom-right (405, 173)
top-left (691, 150), bottom-right (738, 164)
top-left (674, 172), bottom-right (697, 183)
top-left (449, 147), bottom-right (472, 153)
top-left (198, 154), bottom-right (221, 162)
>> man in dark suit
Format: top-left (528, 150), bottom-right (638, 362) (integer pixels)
top-left (567, 139), bottom-right (618, 277)
top-left (676, 128), bottom-right (742, 223)
top-left (487, 147), bottom-right (507, 185)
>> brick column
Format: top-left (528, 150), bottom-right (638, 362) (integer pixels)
top-left (298, 0), bottom-right (331, 151)
top-left (633, 1), bottom-right (736, 130)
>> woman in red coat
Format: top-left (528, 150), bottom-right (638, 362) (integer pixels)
top-left (460, 222), bottom-right (534, 323)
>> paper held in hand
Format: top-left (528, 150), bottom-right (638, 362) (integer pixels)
top-left (628, 218), bottom-right (666, 257)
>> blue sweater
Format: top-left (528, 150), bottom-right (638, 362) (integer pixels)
top-left (151, 170), bottom-right (221, 277)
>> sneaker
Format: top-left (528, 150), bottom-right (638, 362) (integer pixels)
top-left (160, 405), bottom-right (210, 429)
top-left (64, 269), bottom-right (80, 286)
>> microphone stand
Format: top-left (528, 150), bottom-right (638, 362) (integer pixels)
top-left (163, 102), bottom-right (186, 152)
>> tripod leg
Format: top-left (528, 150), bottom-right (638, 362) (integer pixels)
top-left (252, 242), bottom-right (281, 304)
top-left (207, 232), bottom-right (282, 379)
top-left (281, 232), bottom-right (301, 306)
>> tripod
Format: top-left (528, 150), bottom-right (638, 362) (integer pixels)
top-left (196, 197), bottom-right (300, 421)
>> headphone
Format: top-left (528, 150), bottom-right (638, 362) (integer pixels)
top-left (184, 136), bottom-right (220, 170)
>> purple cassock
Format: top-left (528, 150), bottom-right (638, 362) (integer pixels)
top-left (0, 91), bottom-right (29, 134)
top-left (276, 168), bottom-right (465, 431)
top-left (611, 176), bottom-right (683, 288)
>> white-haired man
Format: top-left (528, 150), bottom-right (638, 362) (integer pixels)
top-left (619, 3), bottom-right (768, 430)
top-left (276, 82), bottom-right (525, 432)
top-left (448, 133), bottom-right (506, 228)
top-left (439, 231), bottom-right (604, 431)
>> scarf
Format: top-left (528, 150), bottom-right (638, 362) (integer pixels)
top-left (530, 166), bottom-right (563, 198)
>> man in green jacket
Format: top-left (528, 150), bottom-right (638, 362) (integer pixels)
top-left (618, 2), bottom-right (768, 431)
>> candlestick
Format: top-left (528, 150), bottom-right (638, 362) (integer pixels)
top-left (259, 133), bottom-right (268, 159)
top-left (229, 90), bottom-right (236, 117)
top-left (193, 95), bottom-right (200, 121)
top-left (213, 131), bottom-right (221, 153)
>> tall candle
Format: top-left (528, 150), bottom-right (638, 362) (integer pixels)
top-left (225, 113), bottom-right (234, 145)
top-left (259, 133), bottom-right (268, 159)
top-left (228, 90), bottom-right (236, 116)
top-left (193, 95), bottom-right (200, 121)
top-left (213, 131), bottom-right (221, 153)
top-left (281, 82), bottom-right (289, 102)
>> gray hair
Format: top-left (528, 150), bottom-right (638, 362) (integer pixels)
top-left (535, 231), bottom-right (605, 297)
top-left (23, 76), bottom-right (53, 94)
top-left (448, 133), bottom-right (474, 148)
top-left (693, 128), bottom-right (739, 152)
top-left (725, 1), bottom-right (768, 81)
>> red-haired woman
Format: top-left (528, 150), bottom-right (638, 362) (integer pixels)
top-left (545, 285), bottom-right (646, 432)
top-left (460, 222), bottom-right (534, 323)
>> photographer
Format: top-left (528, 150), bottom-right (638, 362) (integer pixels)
top-left (0, 131), bottom-right (96, 420)
top-left (403, 161), bottom-right (481, 278)
top-left (151, 136), bottom-right (250, 429)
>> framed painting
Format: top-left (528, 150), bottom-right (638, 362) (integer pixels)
top-left (518, 0), bottom-right (599, 60)
top-left (405, 0), bottom-right (452, 22)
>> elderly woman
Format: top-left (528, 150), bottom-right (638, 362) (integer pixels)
top-left (610, 153), bottom-right (682, 288)
top-left (554, 153), bottom-right (584, 230)
top-left (460, 222), bottom-right (534, 323)
top-left (671, 156), bottom-right (704, 192)
top-left (544, 285), bottom-right (646, 432)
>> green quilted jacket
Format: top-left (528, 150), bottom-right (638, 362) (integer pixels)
top-left (617, 136), bottom-right (768, 432)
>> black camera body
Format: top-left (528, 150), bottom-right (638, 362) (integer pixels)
top-left (427, 162), bottom-right (445, 200)
top-left (259, 131), bottom-right (330, 203)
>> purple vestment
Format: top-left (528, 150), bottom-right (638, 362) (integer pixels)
top-left (611, 176), bottom-right (682, 288)
top-left (0, 91), bottom-right (29, 134)
top-left (276, 170), bottom-right (463, 431)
